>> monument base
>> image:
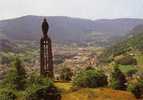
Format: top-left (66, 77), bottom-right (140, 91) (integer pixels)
top-left (40, 37), bottom-right (54, 79)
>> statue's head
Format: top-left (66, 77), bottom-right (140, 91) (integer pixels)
top-left (42, 18), bottom-right (49, 38)
top-left (43, 18), bottom-right (47, 22)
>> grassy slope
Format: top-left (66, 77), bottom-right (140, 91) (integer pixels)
top-left (55, 82), bottom-right (136, 100)
top-left (102, 32), bottom-right (143, 60)
top-left (62, 88), bottom-right (136, 100)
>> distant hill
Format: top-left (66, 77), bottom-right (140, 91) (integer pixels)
top-left (0, 15), bottom-right (143, 45)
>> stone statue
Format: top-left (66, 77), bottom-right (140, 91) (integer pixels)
top-left (42, 18), bottom-right (49, 38)
top-left (40, 18), bottom-right (54, 79)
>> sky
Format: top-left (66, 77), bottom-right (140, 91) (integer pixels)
top-left (0, 0), bottom-right (143, 20)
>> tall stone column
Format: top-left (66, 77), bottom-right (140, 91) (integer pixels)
top-left (40, 18), bottom-right (54, 79)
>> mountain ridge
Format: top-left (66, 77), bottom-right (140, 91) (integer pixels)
top-left (0, 15), bottom-right (143, 45)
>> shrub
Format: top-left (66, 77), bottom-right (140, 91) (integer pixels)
top-left (111, 65), bottom-right (127, 90)
top-left (73, 69), bottom-right (108, 88)
top-left (128, 80), bottom-right (143, 98)
top-left (114, 55), bottom-right (137, 65)
top-left (126, 69), bottom-right (137, 77)
top-left (27, 73), bottom-right (53, 87)
top-left (26, 86), bottom-right (61, 100)
top-left (25, 75), bottom-right (61, 100)
top-left (0, 89), bottom-right (16, 100)
top-left (128, 83), bottom-right (143, 98)
top-left (59, 67), bottom-right (73, 81)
